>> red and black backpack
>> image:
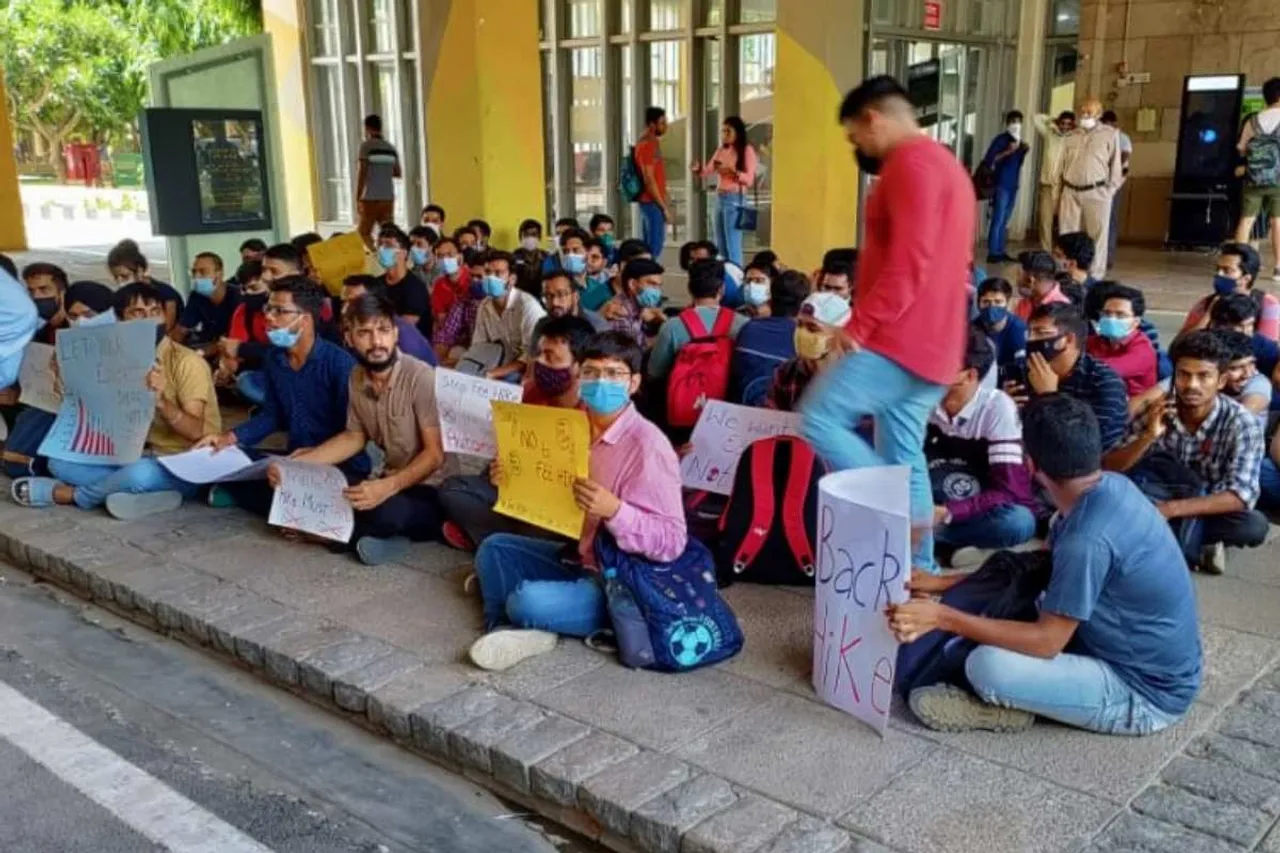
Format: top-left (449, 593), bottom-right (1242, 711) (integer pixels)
top-left (715, 435), bottom-right (825, 586)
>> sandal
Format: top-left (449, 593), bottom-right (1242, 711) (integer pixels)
top-left (11, 477), bottom-right (58, 508)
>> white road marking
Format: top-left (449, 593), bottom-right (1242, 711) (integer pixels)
top-left (0, 680), bottom-right (276, 853)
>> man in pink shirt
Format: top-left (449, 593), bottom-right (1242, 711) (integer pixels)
top-left (1013, 250), bottom-right (1072, 321)
top-left (801, 76), bottom-right (975, 574)
top-left (468, 331), bottom-right (687, 671)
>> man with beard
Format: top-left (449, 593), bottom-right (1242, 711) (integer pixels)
top-left (286, 292), bottom-right (448, 565)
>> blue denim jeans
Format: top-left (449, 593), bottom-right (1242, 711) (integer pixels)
top-left (716, 191), bottom-right (745, 267)
top-left (1260, 457), bottom-right (1280, 511)
top-left (48, 456), bottom-right (199, 511)
top-left (474, 533), bottom-right (608, 637)
top-left (800, 349), bottom-right (947, 571)
top-left (236, 370), bottom-right (268, 406)
top-left (965, 645), bottom-right (1182, 735)
top-left (639, 201), bottom-right (666, 259)
top-left (988, 184), bottom-right (1017, 257)
top-left (935, 503), bottom-right (1037, 550)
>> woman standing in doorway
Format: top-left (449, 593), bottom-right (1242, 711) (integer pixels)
top-left (693, 116), bottom-right (757, 267)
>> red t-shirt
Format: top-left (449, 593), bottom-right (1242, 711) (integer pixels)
top-left (228, 303), bottom-right (268, 343)
top-left (1087, 328), bottom-right (1157, 398)
top-left (430, 266), bottom-right (473, 318)
top-left (848, 136), bottom-right (976, 386)
top-left (634, 136), bottom-right (667, 204)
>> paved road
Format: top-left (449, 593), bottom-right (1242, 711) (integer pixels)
top-left (0, 563), bottom-right (600, 853)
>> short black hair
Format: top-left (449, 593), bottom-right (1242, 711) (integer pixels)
top-left (1221, 241), bottom-right (1261, 285)
top-left (1005, 110), bottom-right (1024, 124)
top-left (268, 275), bottom-right (328, 320)
top-left (744, 260), bottom-right (776, 281)
top-left (408, 225), bottom-right (440, 246)
top-left (1020, 250), bottom-right (1057, 279)
top-left (519, 218), bottom-right (543, 237)
top-left (1030, 303), bottom-right (1088, 344)
top-left (264, 242), bottom-right (305, 271)
top-left (485, 249), bottom-right (515, 274)
top-left (422, 203), bottom-right (446, 221)
top-left (540, 268), bottom-right (575, 293)
top-left (588, 213), bottom-right (615, 232)
top-left (1101, 109), bottom-right (1118, 124)
top-left (622, 258), bottom-right (664, 286)
top-left (1057, 110), bottom-right (1076, 123)
top-left (193, 251), bottom-right (224, 273)
top-left (1212, 328), bottom-right (1255, 362)
top-left (107, 239), bottom-right (148, 273)
top-left (342, 273), bottom-right (387, 297)
top-left (750, 249), bottom-right (780, 269)
top-left (1170, 329), bottom-right (1230, 372)
top-left (1210, 292), bottom-right (1258, 326)
top-left (290, 231), bottom-right (324, 252)
top-left (644, 106), bottom-right (666, 127)
top-left (435, 236), bottom-right (459, 254)
top-left (467, 218), bottom-right (492, 239)
top-left (617, 239), bottom-right (651, 264)
top-left (679, 240), bottom-right (719, 272)
top-left (536, 314), bottom-right (596, 362)
top-left (1264, 77), bottom-right (1280, 107)
top-left (113, 282), bottom-right (163, 318)
top-left (0, 254), bottom-right (16, 279)
top-left (452, 225), bottom-right (478, 242)
top-left (239, 238), bottom-right (268, 254)
top-left (379, 225), bottom-right (410, 250)
top-left (962, 326), bottom-right (995, 377)
top-left (1054, 232), bottom-right (1096, 270)
top-left (463, 247), bottom-right (486, 269)
top-left (21, 262), bottom-right (68, 290)
top-left (1098, 282), bottom-right (1146, 317)
top-left (554, 217), bottom-right (580, 231)
top-left (688, 259), bottom-right (725, 300)
top-left (344, 291), bottom-right (397, 327)
top-left (977, 277), bottom-right (1014, 299)
top-left (822, 248), bottom-right (858, 276)
top-left (236, 260), bottom-right (264, 286)
top-left (839, 75), bottom-right (913, 122)
top-left (771, 270), bottom-right (810, 319)
top-left (364, 114), bottom-right (383, 132)
top-left (583, 330), bottom-right (644, 374)
top-left (559, 227), bottom-right (591, 249)
top-left (1023, 394), bottom-right (1102, 481)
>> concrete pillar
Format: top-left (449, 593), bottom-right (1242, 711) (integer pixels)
top-left (1010, 0), bottom-right (1049, 242)
top-left (0, 71), bottom-right (27, 252)
top-left (770, 0), bottom-right (864, 271)
top-left (262, 0), bottom-right (318, 236)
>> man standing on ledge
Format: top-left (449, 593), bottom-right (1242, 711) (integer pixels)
top-left (356, 114), bottom-right (402, 251)
top-left (801, 76), bottom-right (976, 574)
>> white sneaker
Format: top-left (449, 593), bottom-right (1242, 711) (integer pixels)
top-left (1272, 266), bottom-right (1280, 282)
top-left (468, 630), bottom-right (558, 671)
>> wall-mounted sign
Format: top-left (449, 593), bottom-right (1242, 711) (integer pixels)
top-left (923, 0), bottom-right (943, 30)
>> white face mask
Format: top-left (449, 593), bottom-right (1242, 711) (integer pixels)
top-left (1007, 123), bottom-right (1023, 140)
top-left (1080, 117), bottom-right (1098, 131)
top-left (521, 236), bottom-right (539, 252)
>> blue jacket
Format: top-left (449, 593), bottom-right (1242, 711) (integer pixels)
top-left (982, 132), bottom-right (1027, 192)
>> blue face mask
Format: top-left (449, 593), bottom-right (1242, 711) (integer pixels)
top-left (563, 253), bottom-right (587, 275)
top-left (1213, 274), bottom-right (1239, 297)
top-left (744, 282), bottom-right (770, 307)
top-left (377, 246), bottom-right (399, 269)
top-left (192, 277), bottom-right (216, 297)
top-left (482, 274), bottom-right (508, 299)
top-left (267, 322), bottom-right (302, 349)
top-left (439, 256), bottom-right (460, 276)
top-left (73, 311), bottom-right (117, 329)
top-left (580, 379), bottom-right (631, 415)
top-left (978, 305), bottom-right (1008, 327)
top-left (410, 247), bottom-right (430, 267)
top-left (636, 287), bottom-right (663, 309)
top-left (1095, 316), bottom-right (1132, 341)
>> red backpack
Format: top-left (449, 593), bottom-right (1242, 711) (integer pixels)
top-left (715, 436), bottom-right (825, 586)
top-left (666, 307), bottom-right (735, 428)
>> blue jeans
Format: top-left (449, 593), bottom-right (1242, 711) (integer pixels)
top-left (47, 456), bottom-right (199, 511)
top-left (716, 192), bottom-right (745, 267)
top-left (965, 645), bottom-right (1182, 736)
top-left (800, 349), bottom-right (947, 572)
top-left (474, 533), bottom-right (608, 637)
top-left (236, 370), bottom-right (267, 406)
top-left (988, 184), bottom-right (1017, 257)
top-left (935, 503), bottom-right (1037, 550)
top-left (1259, 457), bottom-right (1280, 510)
top-left (639, 201), bottom-right (665, 259)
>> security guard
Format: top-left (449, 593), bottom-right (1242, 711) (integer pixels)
top-left (1057, 98), bottom-right (1124, 278)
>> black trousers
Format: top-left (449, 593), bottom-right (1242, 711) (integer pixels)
top-left (1129, 451), bottom-right (1269, 557)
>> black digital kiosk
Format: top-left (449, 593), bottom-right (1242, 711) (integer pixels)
top-left (140, 107), bottom-right (274, 236)
top-left (1167, 74), bottom-right (1244, 249)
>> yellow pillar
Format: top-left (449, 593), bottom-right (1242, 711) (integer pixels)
top-left (421, 0), bottom-right (545, 246)
top-left (0, 72), bottom-right (27, 251)
top-left (770, 0), bottom-right (863, 271)
top-left (263, 0), bottom-right (317, 236)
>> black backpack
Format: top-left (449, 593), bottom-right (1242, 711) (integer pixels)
top-left (715, 436), bottom-right (825, 586)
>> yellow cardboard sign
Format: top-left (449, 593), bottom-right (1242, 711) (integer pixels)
top-left (492, 402), bottom-right (590, 539)
top-left (306, 232), bottom-right (368, 296)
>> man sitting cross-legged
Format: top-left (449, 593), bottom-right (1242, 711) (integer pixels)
top-left (467, 331), bottom-right (687, 672)
top-left (891, 393), bottom-right (1201, 736)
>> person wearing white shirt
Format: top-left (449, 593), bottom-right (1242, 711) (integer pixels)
top-left (472, 250), bottom-right (546, 382)
top-left (1032, 110), bottom-right (1076, 250)
top-left (1101, 111), bottom-right (1132, 271)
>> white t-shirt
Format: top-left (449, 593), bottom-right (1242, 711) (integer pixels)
top-left (1240, 106), bottom-right (1280, 150)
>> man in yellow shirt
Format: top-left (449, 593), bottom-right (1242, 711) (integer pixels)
top-left (11, 283), bottom-right (219, 520)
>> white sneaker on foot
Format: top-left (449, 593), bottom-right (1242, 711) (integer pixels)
top-left (468, 630), bottom-right (558, 671)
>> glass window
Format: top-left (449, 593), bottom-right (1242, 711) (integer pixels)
top-left (739, 0), bottom-right (777, 24)
top-left (649, 0), bottom-right (684, 31)
top-left (310, 0), bottom-right (340, 57)
top-left (739, 33), bottom-right (774, 252)
top-left (702, 0), bottom-right (723, 26)
top-left (566, 0), bottom-right (601, 39)
top-left (541, 51), bottom-right (555, 224)
top-left (311, 63), bottom-right (351, 222)
top-left (650, 40), bottom-right (687, 241)
top-left (618, 44), bottom-right (635, 233)
top-left (701, 38), bottom-right (722, 239)
top-left (368, 61), bottom-right (408, 220)
top-left (570, 47), bottom-right (605, 219)
top-left (621, 0), bottom-right (633, 33)
top-left (369, 0), bottom-right (396, 53)
top-left (969, 0), bottom-right (1014, 37)
top-left (1050, 0), bottom-right (1080, 36)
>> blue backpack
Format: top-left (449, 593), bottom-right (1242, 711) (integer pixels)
top-left (594, 531), bottom-right (744, 673)
top-left (620, 147), bottom-right (644, 203)
top-left (732, 317), bottom-right (797, 406)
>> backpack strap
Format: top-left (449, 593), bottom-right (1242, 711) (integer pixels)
top-left (710, 307), bottom-right (736, 338)
top-left (680, 307), bottom-right (710, 339)
top-left (779, 439), bottom-right (817, 577)
top-left (730, 440), bottom-right (777, 574)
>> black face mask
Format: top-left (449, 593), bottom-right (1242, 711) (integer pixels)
top-left (34, 297), bottom-right (59, 322)
top-left (855, 149), bottom-right (882, 176)
top-left (244, 292), bottom-right (269, 311)
top-left (357, 347), bottom-right (398, 374)
top-left (1026, 334), bottom-right (1066, 361)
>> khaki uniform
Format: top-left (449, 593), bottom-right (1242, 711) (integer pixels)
top-left (1057, 124), bottom-right (1125, 278)
top-left (1033, 115), bottom-right (1069, 250)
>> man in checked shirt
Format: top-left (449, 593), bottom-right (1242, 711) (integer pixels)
top-left (1106, 330), bottom-right (1268, 575)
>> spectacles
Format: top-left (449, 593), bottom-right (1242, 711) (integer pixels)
top-left (580, 367), bottom-right (632, 381)
top-left (263, 305), bottom-right (304, 318)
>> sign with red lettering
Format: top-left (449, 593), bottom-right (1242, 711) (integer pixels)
top-left (923, 0), bottom-right (943, 30)
top-left (812, 466), bottom-right (911, 736)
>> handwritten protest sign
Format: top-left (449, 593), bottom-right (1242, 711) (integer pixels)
top-left (268, 461), bottom-right (354, 543)
top-left (435, 368), bottom-right (524, 457)
top-left (18, 342), bottom-right (59, 413)
top-left (158, 447), bottom-right (272, 484)
top-left (491, 402), bottom-right (590, 538)
top-left (38, 320), bottom-right (156, 465)
top-left (306, 232), bottom-right (369, 296)
top-left (680, 401), bottom-right (803, 495)
top-left (812, 466), bottom-right (911, 736)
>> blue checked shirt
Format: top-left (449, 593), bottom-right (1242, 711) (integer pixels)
top-left (1153, 395), bottom-right (1264, 509)
top-left (1057, 353), bottom-right (1130, 452)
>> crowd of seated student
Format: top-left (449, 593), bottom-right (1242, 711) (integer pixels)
top-left (4, 205), bottom-right (1280, 741)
